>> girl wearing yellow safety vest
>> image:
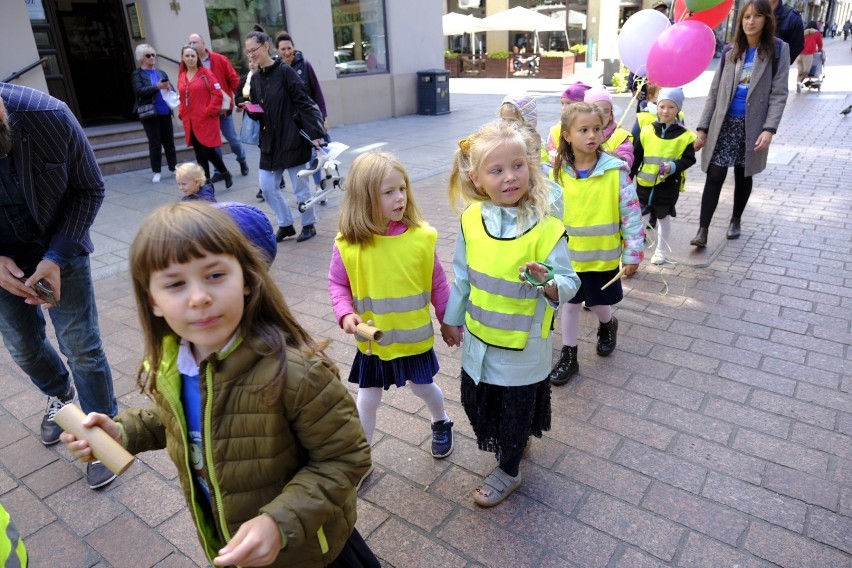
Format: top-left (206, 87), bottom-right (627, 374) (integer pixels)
top-left (329, 152), bottom-right (455, 460)
top-left (630, 87), bottom-right (697, 265)
top-left (443, 121), bottom-right (580, 508)
top-left (0, 504), bottom-right (26, 568)
top-left (548, 103), bottom-right (644, 386)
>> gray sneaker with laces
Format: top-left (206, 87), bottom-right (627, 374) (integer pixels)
top-left (40, 384), bottom-right (77, 445)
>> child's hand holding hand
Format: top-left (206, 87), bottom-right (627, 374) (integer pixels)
top-left (213, 513), bottom-right (281, 566)
top-left (441, 322), bottom-right (463, 347)
top-left (623, 264), bottom-right (639, 277)
top-left (59, 413), bottom-right (122, 462)
top-left (341, 313), bottom-right (363, 335)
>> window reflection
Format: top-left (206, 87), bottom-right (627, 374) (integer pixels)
top-left (331, 0), bottom-right (387, 76)
top-left (205, 0), bottom-right (283, 73)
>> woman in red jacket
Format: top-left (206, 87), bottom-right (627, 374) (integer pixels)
top-left (795, 21), bottom-right (823, 92)
top-left (178, 45), bottom-right (233, 188)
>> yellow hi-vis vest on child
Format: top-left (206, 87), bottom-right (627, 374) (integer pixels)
top-left (0, 504), bottom-right (26, 568)
top-left (602, 127), bottom-right (632, 155)
top-left (635, 125), bottom-right (696, 192)
top-left (461, 202), bottom-right (566, 350)
top-left (337, 226), bottom-right (436, 361)
top-left (555, 167), bottom-right (622, 273)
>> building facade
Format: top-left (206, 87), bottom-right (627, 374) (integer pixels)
top-left (3, 0), bottom-right (443, 128)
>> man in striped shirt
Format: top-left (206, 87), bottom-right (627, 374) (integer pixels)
top-left (0, 82), bottom-right (118, 490)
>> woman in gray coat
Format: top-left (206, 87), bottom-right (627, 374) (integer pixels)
top-left (690, 0), bottom-right (789, 247)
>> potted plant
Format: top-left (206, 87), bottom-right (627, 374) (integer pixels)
top-left (536, 51), bottom-right (575, 79)
top-left (569, 44), bottom-right (587, 63)
top-left (485, 51), bottom-right (511, 78)
top-left (444, 50), bottom-right (461, 78)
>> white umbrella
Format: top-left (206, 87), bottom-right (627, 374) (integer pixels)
top-left (479, 6), bottom-right (567, 53)
top-left (442, 12), bottom-right (489, 54)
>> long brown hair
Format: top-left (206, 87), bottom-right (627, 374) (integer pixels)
top-left (129, 202), bottom-right (331, 393)
top-left (730, 0), bottom-right (777, 63)
top-left (337, 151), bottom-right (425, 246)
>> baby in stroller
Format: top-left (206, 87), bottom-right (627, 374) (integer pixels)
top-left (803, 50), bottom-right (826, 92)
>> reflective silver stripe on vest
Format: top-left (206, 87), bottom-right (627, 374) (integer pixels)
top-left (570, 247), bottom-right (622, 262)
top-left (467, 300), bottom-right (534, 332)
top-left (643, 156), bottom-right (666, 164)
top-left (356, 323), bottom-right (433, 346)
top-left (353, 291), bottom-right (430, 315)
top-left (469, 267), bottom-right (538, 300)
top-left (636, 171), bottom-right (658, 183)
top-left (4, 516), bottom-right (22, 568)
top-left (566, 222), bottom-right (619, 237)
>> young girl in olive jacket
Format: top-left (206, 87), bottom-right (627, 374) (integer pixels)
top-left (61, 202), bottom-right (377, 568)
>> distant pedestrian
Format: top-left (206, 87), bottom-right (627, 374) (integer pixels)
top-left (795, 21), bottom-right (824, 92)
top-left (328, 151), bottom-right (454, 459)
top-left (61, 202), bottom-right (377, 568)
top-left (176, 162), bottom-right (215, 202)
top-left (692, 0), bottom-right (790, 246)
top-left (187, 33), bottom-right (249, 179)
top-left (844, 20), bottom-right (851, 41)
top-left (443, 121), bottom-right (580, 507)
top-left (131, 44), bottom-right (177, 183)
top-left (829, 22), bottom-right (837, 37)
top-left (0, 83), bottom-right (118, 490)
top-left (543, 81), bottom-right (590, 165)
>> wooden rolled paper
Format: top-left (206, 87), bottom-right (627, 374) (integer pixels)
top-left (53, 404), bottom-right (135, 476)
top-left (355, 323), bottom-right (384, 342)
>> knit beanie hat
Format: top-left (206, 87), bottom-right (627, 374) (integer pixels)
top-left (561, 81), bottom-right (591, 102)
top-left (501, 92), bottom-right (538, 127)
top-left (657, 87), bottom-right (685, 110)
top-left (213, 201), bottom-right (277, 266)
top-left (583, 85), bottom-right (612, 105)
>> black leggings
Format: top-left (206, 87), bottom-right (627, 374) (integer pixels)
top-left (699, 164), bottom-right (753, 228)
top-left (189, 131), bottom-right (229, 182)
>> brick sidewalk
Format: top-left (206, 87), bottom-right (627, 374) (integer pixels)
top-left (1, 39), bottom-right (851, 567)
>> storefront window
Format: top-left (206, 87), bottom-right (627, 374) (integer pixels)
top-left (205, 0), bottom-right (284, 73)
top-left (331, 0), bottom-right (388, 76)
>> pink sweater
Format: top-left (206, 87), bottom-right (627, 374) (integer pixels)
top-left (328, 221), bottom-right (450, 327)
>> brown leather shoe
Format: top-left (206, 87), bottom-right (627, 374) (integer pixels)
top-left (726, 217), bottom-right (741, 239)
top-left (690, 227), bottom-right (708, 248)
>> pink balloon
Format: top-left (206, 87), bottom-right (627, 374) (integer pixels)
top-left (646, 20), bottom-right (716, 88)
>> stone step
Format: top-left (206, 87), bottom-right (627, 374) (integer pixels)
top-left (97, 146), bottom-right (197, 176)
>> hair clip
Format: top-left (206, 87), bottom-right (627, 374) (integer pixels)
top-left (458, 136), bottom-right (473, 153)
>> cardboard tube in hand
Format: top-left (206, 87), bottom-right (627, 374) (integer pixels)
top-left (355, 322), bottom-right (384, 342)
top-left (54, 404), bottom-right (135, 476)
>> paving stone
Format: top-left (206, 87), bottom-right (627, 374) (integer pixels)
top-left (806, 507), bottom-right (852, 555)
top-left (648, 344), bottom-right (720, 375)
top-left (575, 379), bottom-right (653, 415)
top-left (375, 405), bottom-right (430, 446)
top-left (590, 406), bottom-right (677, 451)
top-left (1, 486), bottom-right (56, 538)
top-left (510, 502), bottom-right (618, 568)
top-left (361, 472), bottom-right (453, 532)
top-left (763, 462), bottom-right (840, 512)
top-left (762, 357), bottom-right (841, 389)
top-left (45, 480), bottom-right (125, 537)
top-left (86, 512), bottom-right (174, 567)
top-left (745, 522), bottom-right (852, 568)
top-left (791, 422), bottom-right (852, 460)
top-left (157, 509), bottom-right (208, 567)
top-left (677, 531), bottom-right (769, 568)
top-left (717, 361), bottom-right (797, 395)
top-left (671, 435), bottom-right (765, 485)
top-left (796, 383), bottom-right (852, 414)
top-left (355, 499), bottom-right (390, 539)
top-left (642, 482), bottom-right (748, 545)
top-left (626, 376), bottom-right (705, 411)
top-left (0, 436), bottom-right (59, 479)
top-left (516, 461), bottom-right (586, 515)
top-left (22, 458), bottom-right (82, 499)
top-left (647, 401), bottom-right (732, 444)
top-left (704, 397), bottom-right (791, 438)
top-left (430, 465), bottom-right (527, 526)
top-left (670, 368), bottom-right (751, 403)
top-left (25, 521), bottom-right (100, 567)
top-left (614, 439), bottom-right (707, 493)
top-left (614, 546), bottom-right (671, 568)
top-left (111, 471), bottom-right (186, 527)
top-left (437, 509), bottom-right (543, 567)
top-left (702, 472), bottom-right (806, 533)
top-left (0, 412), bottom-right (30, 450)
top-left (749, 390), bottom-right (836, 430)
top-left (371, 436), bottom-right (450, 487)
top-left (576, 491), bottom-right (684, 562)
top-left (555, 447), bottom-right (650, 505)
top-left (733, 429), bottom-right (829, 477)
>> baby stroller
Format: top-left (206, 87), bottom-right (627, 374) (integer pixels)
top-left (803, 51), bottom-right (825, 91)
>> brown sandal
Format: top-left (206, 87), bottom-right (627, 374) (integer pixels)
top-left (473, 467), bottom-right (522, 508)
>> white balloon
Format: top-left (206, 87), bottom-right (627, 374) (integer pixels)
top-left (618, 9), bottom-right (671, 75)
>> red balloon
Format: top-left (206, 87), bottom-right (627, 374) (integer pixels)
top-left (673, 0), bottom-right (734, 29)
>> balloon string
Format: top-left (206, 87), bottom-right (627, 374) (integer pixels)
top-left (677, 10), bottom-right (692, 23)
top-left (615, 76), bottom-right (645, 132)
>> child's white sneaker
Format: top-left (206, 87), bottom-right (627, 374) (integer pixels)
top-left (651, 248), bottom-right (667, 265)
top-left (152, 173), bottom-right (161, 183)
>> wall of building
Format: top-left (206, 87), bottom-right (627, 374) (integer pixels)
top-left (0, 1), bottom-right (49, 92)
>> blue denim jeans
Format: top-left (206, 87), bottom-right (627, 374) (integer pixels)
top-left (213, 112), bottom-right (246, 172)
top-left (258, 168), bottom-right (316, 228)
top-left (0, 255), bottom-right (117, 416)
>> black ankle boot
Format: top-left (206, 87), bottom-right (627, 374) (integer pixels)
top-left (548, 345), bottom-right (578, 386)
top-left (596, 316), bottom-right (618, 357)
top-left (726, 217), bottom-right (741, 239)
top-left (690, 227), bottom-right (708, 248)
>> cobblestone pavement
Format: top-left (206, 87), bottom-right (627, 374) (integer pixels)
top-left (1, 39), bottom-right (851, 567)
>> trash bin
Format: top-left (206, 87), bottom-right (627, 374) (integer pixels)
top-left (416, 69), bottom-right (450, 115)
